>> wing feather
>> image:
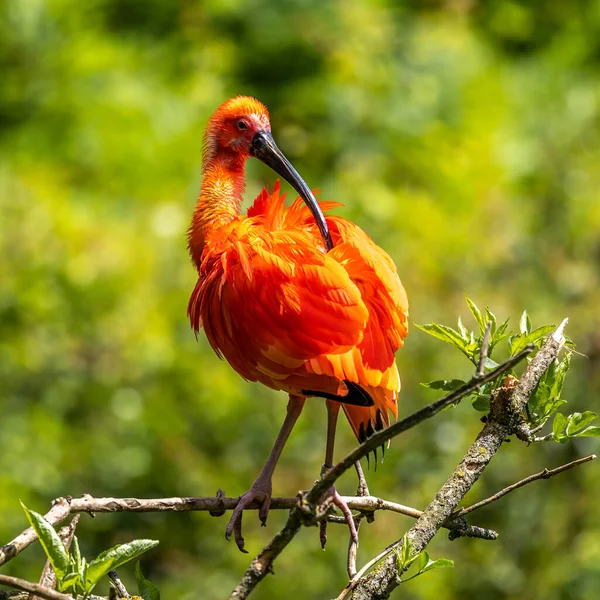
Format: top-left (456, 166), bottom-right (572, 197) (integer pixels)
top-left (189, 222), bottom-right (369, 386)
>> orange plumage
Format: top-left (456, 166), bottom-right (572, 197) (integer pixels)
top-left (189, 181), bottom-right (408, 438)
top-left (187, 96), bottom-right (408, 550)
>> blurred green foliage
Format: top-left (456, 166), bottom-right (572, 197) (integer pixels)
top-left (1, 1), bottom-right (599, 598)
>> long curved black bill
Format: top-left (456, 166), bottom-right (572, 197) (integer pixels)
top-left (250, 130), bottom-right (333, 252)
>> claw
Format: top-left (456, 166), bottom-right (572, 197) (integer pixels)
top-left (233, 514), bottom-right (247, 553)
top-left (320, 520), bottom-right (328, 550)
top-left (225, 478), bottom-right (272, 553)
top-left (259, 499), bottom-right (270, 526)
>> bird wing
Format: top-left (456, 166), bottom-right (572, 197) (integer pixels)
top-left (281, 194), bottom-right (409, 438)
top-left (188, 215), bottom-right (370, 387)
top-left (281, 192), bottom-right (409, 372)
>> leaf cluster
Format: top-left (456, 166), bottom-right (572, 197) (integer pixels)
top-left (21, 503), bottom-right (160, 599)
top-left (418, 297), bottom-right (599, 444)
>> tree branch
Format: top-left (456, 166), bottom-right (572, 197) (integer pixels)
top-left (0, 493), bottom-right (493, 571)
top-left (453, 454), bottom-right (596, 517)
top-left (107, 571), bottom-right (130, 599)
top-left (476, 322), bottom-right (492, 378)
top-left (0, 576), bottom-right (74, 600)
top-left (339, 319), bottom-right (568, 600)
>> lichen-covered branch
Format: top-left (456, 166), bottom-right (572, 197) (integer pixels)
top-left (340, 320), bottom-right (569, 600)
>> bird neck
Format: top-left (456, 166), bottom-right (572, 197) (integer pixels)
top-left (188, 151), bottom-right (247, 269)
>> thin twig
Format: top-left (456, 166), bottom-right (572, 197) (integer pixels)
top-left (325, 505), bottom-right (497, 540)
top-left (339, 320), bottom-right (568, 600)
top-left (453, 454), bottom-right (596, 517)
top-left (0, 576), bottom-right (74, 600)
top-left (532, 433), bottom-right (554, 442)
top-left (347, 463), bottom-right (370, 578)
top-left (354, 462), bottom-right (370, 499)
top-left (107, 571), bottom-right (130, 599)
top-left (477, 322), bottom-right (492, 378)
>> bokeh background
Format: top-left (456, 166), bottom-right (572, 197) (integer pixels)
top-left (1, 1), bottom-right (600, 598)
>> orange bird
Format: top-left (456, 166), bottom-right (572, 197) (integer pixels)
top-left (188, 96), bottom-right (408, 551)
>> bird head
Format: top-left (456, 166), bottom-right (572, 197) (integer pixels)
top-left (205, 96), bottom-right (333, 251)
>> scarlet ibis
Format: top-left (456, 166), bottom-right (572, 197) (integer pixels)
top-left (187, 96), bottom-right (408, 552)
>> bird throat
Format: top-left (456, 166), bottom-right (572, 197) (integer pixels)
top-left (188, 153), bottom-right (247, 269)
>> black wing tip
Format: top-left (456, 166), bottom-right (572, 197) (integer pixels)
top-left (300, 380), bottom-right (374, 407)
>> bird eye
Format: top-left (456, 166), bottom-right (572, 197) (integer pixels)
top-left (237, 120), bottom-right (248, 131)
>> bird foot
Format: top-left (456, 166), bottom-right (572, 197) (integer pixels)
top-left (225, 476), bottom-right (272, 553)
top-left (320, 485), bottom-right (358, 550)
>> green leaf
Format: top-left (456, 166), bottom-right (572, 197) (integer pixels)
top-left (401, 534), bottom-right (414, 568)
top-left (457, 316), bottom-right (469, 340)
top-left (484, 357), bottom-right (499, 369)
top-left (519, 310), bottom-right (531, 335)
top-left (566, 411), bottom-right (598, 436)
top-left (135, 563), bottom-right (161, 600)
top-left (529, 381), bottom-right (551, 416)
top-left (417, 550), bottom-right (430, 572)
top-left (465, 296), bottom-right (485, 335)
top-left (421, 379), bottom-right (466, 392)
top-left (421, 557), bottom-right (455, 573)
top-left (401, 551), bottom-right (454, 582)
top-left (552, 412), bottom-right (568, 436)
top-left (72, 536), bottom-right (82, 574)
top-left (489, 318), bottom-right (511, 354)
top-left (58, 572), bottom-right (82, 595)
top-left (550, 354), bottom-right (571, 400)
top-left (415, 323), bottom-right (473, 361)
top-left (86, 539), bottom-right (159, 589)
top-left (472, 395), bottom-right (491, 412)
top-left (484, 307), bottom-right (497, 334)
top-left (509, 325), bottom-right (556, 356)
top-left (552, 413), bottom-right (569, 442)
top-left (574, 426), bottom-right (600, 437)
top-left (495, 318), bottom-right (510, 338)
top-left (21, 503), bottom-right (70, 579)
top-left (547, 399), bottom-right (567, 415)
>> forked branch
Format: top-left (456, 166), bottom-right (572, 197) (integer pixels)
top-left (229, 343), bottom-right (535, 599)
top-left (339, 320), bottom-right (572, 600)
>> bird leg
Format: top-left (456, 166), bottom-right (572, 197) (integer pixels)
top-left (319, 400), bottom-right (359, 550)
top-left (226, 394), bottom-right (305, 552)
